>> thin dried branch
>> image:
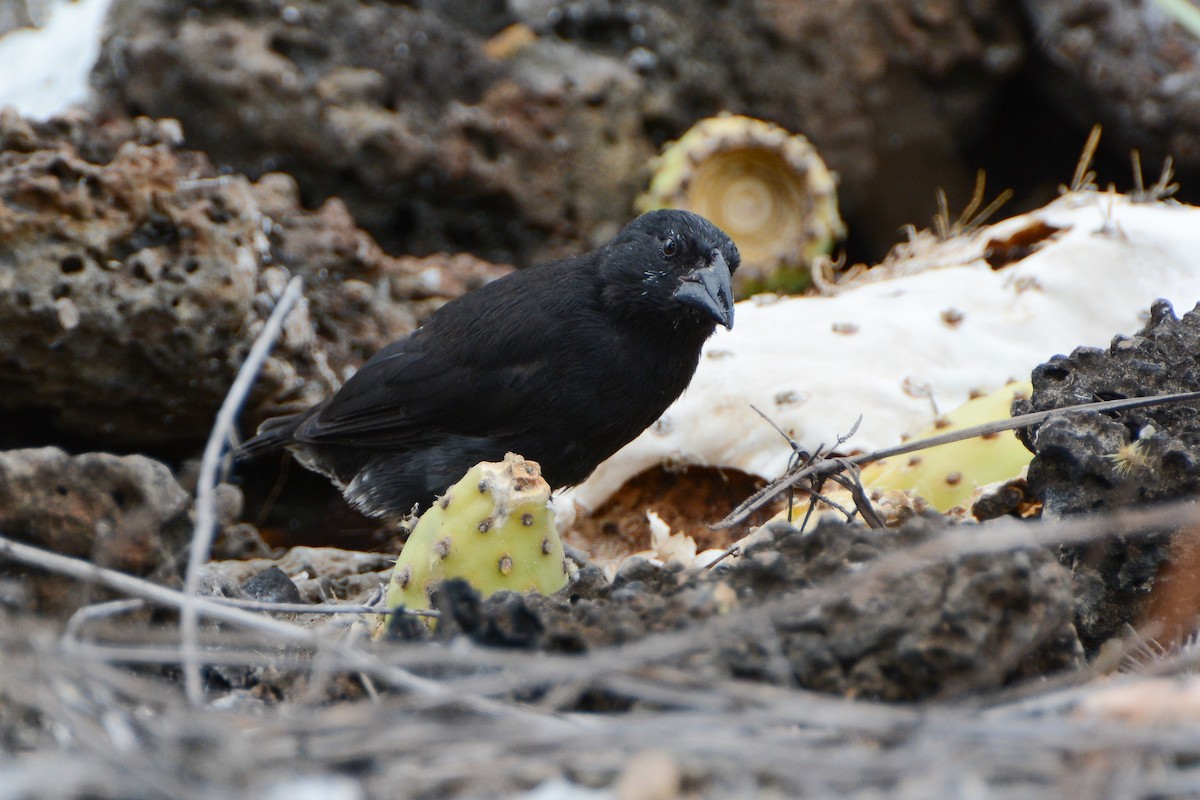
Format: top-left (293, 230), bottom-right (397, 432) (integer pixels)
top-left (207, 596), bottom-right (436, 617)
top-left (63, 598), bottom-right (147, 644)
top-left (183, 275), bottom-right (305, 705)
top-left (432, 497), bottom-right (1200, 711)
top-left (798, 478), bottom-right (861, 522)
top-left (748, 405), bottom-right (876, 528)
top-left (7, 496), bottom-right (1200, 797)
top-left (1150, 155), bottom-right (1181, 200)
top-left (717, 390), bottom-right (1200, 529)
top-left (1133, 150), bottom-right (1146, 197)
top-left (826, 463), bottom-right (885, 529)
top-left (0, 533), bottom-right (572, 729)
top-left (933, 187), bottom-right (952, 241)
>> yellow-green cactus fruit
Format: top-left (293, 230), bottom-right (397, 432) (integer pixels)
top-left (384, 453), bottom-right (569, 615)
top-left (637, 113), bottom-right (845, 296)
top-left (860, 381), bottom-right (1034, 513)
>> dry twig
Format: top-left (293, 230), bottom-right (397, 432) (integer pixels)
top-left (183, 275), bottom-right (306, 705)
top-left (7, 497), bottom-right (1200, 796)
top-left (0, 532), bottom-right (575, 730)
top-left (717, 390), bottom-right (1200, 529)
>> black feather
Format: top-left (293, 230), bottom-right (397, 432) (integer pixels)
top-left (239, 209), bottom-right (740, 518)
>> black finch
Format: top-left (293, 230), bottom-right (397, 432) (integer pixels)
top-left (239, 209), bottom-right (739, 518)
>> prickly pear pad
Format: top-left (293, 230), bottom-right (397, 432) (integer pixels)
top-left (384, 453), bottom-right (569, 615)
top-left (860, 381), bottom-right (1034, 512)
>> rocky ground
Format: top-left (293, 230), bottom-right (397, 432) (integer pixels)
top-left (4, 1), bottom-right (1200, 798)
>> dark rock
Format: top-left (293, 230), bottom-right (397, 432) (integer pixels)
top-left (1014, 299), bottom-right (1200, 649)
top-left (565, 564), bottom-right (610, 601)
top-left (971, 476), bottom-right (1035, 522)
top-left (611, 557), bottom-right (663, 589)
top-left (0, 447), bottom-right (192, 613)
top-left (0, 447), bottom-right (190, 573)
top-left (239, 566), bottom-right (302, 604)
top-left (92, 0), bottom-right (652, 264)
top-left (91, 0), bottom-right (1025, 263)
top-left (1023, 0), bottom-right (1200, 169)
top-left (720, 519), bottom-right (1082, 700)
top-left (477, 590), bottom-right (545, 649)
top-left (430, 578), bottom-right (485, 638)
top-left (457, 516), bottom-right (1082, 701)
top-left (429, 582), bottom-right (544, 648)
top-left (385, 605), bottom-right (432, 642)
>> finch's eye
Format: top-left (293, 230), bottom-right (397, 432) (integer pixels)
top-left (662, 237), bottom-right (678, 257)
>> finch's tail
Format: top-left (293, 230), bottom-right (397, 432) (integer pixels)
top-left (236, 413), bottom-right (303, 460)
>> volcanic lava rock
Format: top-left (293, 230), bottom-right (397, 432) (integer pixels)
top-left (0, 111), bottom-right (509, 451)
top-left (416, 516), bottom-right (1081, 702)
top-left (0, 447), bottom-right (190, 573)
top-left (719, 518), bottom-right (1081, 700)
top-left (0, 446), bottom-right (191, 613)
top-left (92, 0), bottom-right (1024, 262)
top-left (1023, 0), bottom-right (1200, 168)
top-left (1015, 299), bottom-right (1200, 648)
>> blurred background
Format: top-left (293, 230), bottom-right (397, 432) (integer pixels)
top-left (5, 0), bottom-right (1197, 270)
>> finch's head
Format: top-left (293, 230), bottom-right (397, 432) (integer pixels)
top-left (602, 209), bottom-right (740, 332)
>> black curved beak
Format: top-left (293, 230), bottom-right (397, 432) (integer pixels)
top-left (673, 250), bottom-right (734, 330)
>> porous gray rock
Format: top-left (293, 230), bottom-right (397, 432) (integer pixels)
top-left (199, 546), bottom-right (396, 607)
top-left (717, 518), bottom-right (1083, 700)
top-left (92, 0), bottom-right (653, 264)
top-left (91, 0), bottom-right (1025, 262)
top-left (0, 447), bottom-right (193, 614)
top-left (422, 516), bottom-right (1083, 701)
top-left (1014, 299), bottom-right (1200, 649)
top-left (0, 111), bottom-right (511, 450)
top-left (1023, 0), bottom-right (1200, 168)
top-left (0, 111), bottom-right (319, 448)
